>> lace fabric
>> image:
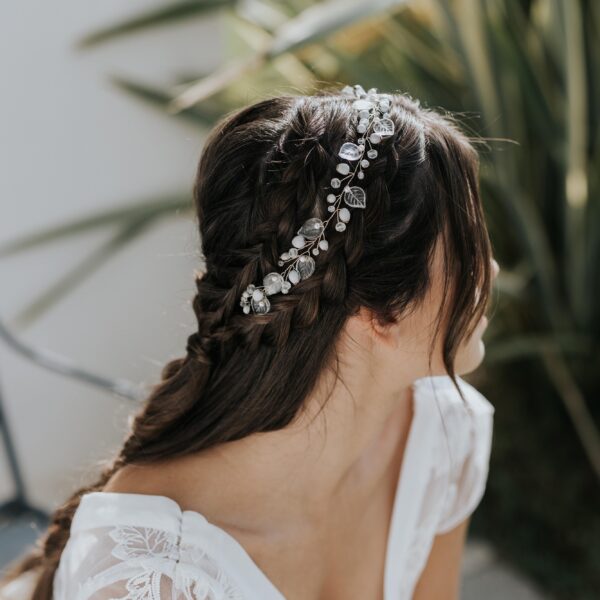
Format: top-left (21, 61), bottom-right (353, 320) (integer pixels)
top-left (21, 375), bottom-right (493, 600)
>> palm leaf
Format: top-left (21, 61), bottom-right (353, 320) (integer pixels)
top-left (0, 196), bottom-right (190, 258)
top-left (78, 0), bottom-right (237, 48)
top-left (169, 0), bottom-right (410, 111)
top-left (13, 214), bottom-right (166, 327)
top-left (111, 77), bottom-right (221, 127)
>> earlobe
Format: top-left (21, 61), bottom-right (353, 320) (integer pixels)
top-left (361, 307), bottom-right (400, 350)
top-left (343, 306), bottom-right (390, 348)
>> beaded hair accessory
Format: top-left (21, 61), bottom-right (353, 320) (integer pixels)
top-left (240, 84), bottom-right (395, 315)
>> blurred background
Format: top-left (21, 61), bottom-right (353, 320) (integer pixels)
top-left (0, 1), bottom-right (598, 599)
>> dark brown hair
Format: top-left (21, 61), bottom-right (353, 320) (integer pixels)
top-left (2, 89), bottom-right (492, 598)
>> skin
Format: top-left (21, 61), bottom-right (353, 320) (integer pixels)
top-left (105, 244), bottom-right (500, 599)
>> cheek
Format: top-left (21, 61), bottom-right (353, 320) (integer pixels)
top-left (454, 322), bottom-right (487, 376)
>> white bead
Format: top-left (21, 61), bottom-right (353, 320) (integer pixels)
top-left (252, 289), bottom-right (264, 301)
top-left (312, 248), bottom-right (319, 255)
top-left (328, 205), bottom-right (335, 212)
top-left (361, 159), bottom-right (369, 168)
top-left (335, 222), bottom-right (346, 232)
top-left (369, 133), bottom-right (381, 144)
top-left (288, 269), bottom-right (300, 284)
top-left (318, 239), bottom-right (329, 251)
top-left (327, 194), bottom-right (336, 203)
top-left (367, 149), bottom-right (378, 159)
top-left (339, 208), bottom-right (351, 222)
top-left (357, 171), bottom-right (364, 179)
top-left (331, 178), bottom-right (341, 188)
top-left (336, 163), bottom-right (350, 175)
top-left (289, 248), bottom-right (298, 258)
top-left (292, 235), bottom-right (305, 249)
top-left (243, 305), bottom-right (251, 314)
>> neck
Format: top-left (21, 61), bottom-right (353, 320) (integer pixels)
top-left (157, 329), bottom-right (416, 536)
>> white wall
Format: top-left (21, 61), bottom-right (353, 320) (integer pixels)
top-left (0, 1), bottom-right (222, 511)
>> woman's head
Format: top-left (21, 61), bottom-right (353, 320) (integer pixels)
top-left (188, 88), bottom-right (494, 405)
top-left (2, 87), bottom-right (494, 598)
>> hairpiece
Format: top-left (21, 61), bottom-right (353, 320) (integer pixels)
top-left (240, 84), bottom-right (395, 315)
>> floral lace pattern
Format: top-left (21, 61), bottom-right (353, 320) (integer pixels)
top-left (54, 522), bottom-right (246, 600)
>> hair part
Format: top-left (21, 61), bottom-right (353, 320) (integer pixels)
top-left (1, 89), bottom-right (492, 598)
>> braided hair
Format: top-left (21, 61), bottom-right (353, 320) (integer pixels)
top-left (1, 89), bottom-right (492, 598)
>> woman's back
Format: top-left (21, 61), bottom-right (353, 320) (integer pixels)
top-left (45, 375), bottom-right (493, 600)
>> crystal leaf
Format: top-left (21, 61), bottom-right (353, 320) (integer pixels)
top-left (343, 186), bottom-right (366, 209)
top-left (263, 272), bottom-right (284, 296)
top-left (339, 142), bottom-right (361, 161)
top-left (373, 117), bottom-right (395, 137)
top-left (298, 218), bottom-right (324, 240)
top-left (297, 255), bottom-right (315, 279)
top-left (288, 269), bottom-right (300, 284)
top-left (251, 296), bottom-right (270, 314)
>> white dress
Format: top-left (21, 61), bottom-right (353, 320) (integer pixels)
top-left (3, 375), bottom-right (495, 600)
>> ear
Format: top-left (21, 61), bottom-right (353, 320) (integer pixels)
top-left (349, 305), bottom-right (400, 351)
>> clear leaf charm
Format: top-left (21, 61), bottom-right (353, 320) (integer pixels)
top-left (373, 117), bottom-right (395, 137)
top-left (263, 272), bottom-right (284, 295)
top-left (296, 255), bottom-right (315, 279)
top-left (251, 296), bottom-right (270, 314)
top-left (343, 186), bottom-right (367, 208)
top-left (339, 142), bottom-right (362, 161)
top-left (298, 218), bottom-right (324, 240)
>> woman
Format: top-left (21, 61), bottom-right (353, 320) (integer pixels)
top-left (2, 84), bottom-right (498, 599)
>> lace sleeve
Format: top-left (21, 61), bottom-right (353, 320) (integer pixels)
top-left (53, 524), bottom-right (242, 600)
top-left (435, 379), bottom-right (495, 535)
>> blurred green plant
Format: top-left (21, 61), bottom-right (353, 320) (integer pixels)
top-left (2, 0), bottom-right (598, 596)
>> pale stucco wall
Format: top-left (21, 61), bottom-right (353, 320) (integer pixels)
top-left (0, 0), bottom-right (221, 512)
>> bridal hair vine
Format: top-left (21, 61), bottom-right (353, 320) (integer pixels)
top-left (240, 84), bottom-right (395, 315)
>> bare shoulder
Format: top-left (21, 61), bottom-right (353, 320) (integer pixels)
top-left (102, 457), bottom-right (203, 507)
top-left (412, 516), bottom-right (470, 600)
